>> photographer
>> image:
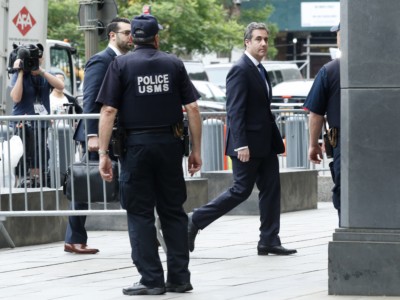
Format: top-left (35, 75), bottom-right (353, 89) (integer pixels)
top-left (10, 43), bottom-right (64, 187)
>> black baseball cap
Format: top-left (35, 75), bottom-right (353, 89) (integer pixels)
top-left (131, 14), bottom-right (163, 39)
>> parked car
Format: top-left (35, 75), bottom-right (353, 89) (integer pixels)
top-left (271, 79), bottom-right (314, 107)
top-left (191, 80), bottom-right (226, 112)
top-left (205, 61), bottom-right (303, 92)
top-left (271, 79), bottom-right (313, 138)
top-left (183, 61), bottom-right (209, 81)
top-left (264, 62), bottom-right (303, 87)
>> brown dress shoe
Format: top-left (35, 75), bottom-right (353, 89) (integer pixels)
top-left (64, 243), bottom-right (99, 254)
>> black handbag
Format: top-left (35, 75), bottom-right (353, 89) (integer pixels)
top-left (63, 155), bottom-right (119, 203)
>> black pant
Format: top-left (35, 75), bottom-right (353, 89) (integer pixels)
top-left (193, 151), bottom-right (282, 247)
top-left (15, 123), bottom-right (49, 185)
top-left (121, 132), bottom-right (189, 287)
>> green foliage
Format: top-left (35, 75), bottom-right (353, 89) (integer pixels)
top-left (48, 0), bottom-right (82, 44)
top-left (48, 0), bottom-right (84, 61)
top-left (47, 0), bottom-right (277, 60)
top-left (120, 0), bottom-right (244, 56)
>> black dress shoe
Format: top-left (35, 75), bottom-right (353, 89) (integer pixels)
top-left (188, 212), bottom-right (199, 252)
top-left (257, 245), bottom-right (297, 256)
top-left (122, 282), bottom-right (166, 295)
top-left (166, 282), bottom-right (193, 293)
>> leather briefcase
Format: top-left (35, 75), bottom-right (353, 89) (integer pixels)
top-left (63, 155), bottom-right (119, 203)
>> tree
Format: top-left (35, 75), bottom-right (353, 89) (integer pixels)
top-left (48, 0), bottom-right (84, 63)
top-left (48, 0), bottom-right (82, 46)
top-left (118, 0), bottom-right (244, 56)
top-left (47, 0), bottom-right (277, 61)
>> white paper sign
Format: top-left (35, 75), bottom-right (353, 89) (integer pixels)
top-left (301, 2), bottom-right (340, 28)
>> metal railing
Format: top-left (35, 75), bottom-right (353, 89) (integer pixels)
top-left (0, 110), bottom-right (331, 218)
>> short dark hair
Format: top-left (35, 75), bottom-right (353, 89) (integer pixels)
top-left (132, 33), bottom-right (155, 45)
top-left (243, 22), bottom-right (269, 46)
top-left (106, 17), bottom-right (130, 40)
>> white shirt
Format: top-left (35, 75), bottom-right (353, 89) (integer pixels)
top-left (50, 93), bottom-right (69, 114)
top-left (108, 44), bottom-right (122, 56)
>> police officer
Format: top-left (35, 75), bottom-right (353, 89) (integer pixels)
top-left (304, 23), bottom-right (341, 224)
top-left (97, 14), bottom-right (202, 296)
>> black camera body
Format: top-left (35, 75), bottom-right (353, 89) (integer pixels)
top-left (7, 43), bottom-right (43, 74)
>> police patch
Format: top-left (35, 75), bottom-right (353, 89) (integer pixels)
top-left (136, 73), bottom-right (172, 95)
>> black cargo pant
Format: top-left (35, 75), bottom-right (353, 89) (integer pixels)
top-left (120, 131), bottom-right (190, 287)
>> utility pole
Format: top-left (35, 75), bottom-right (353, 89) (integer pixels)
top-left (78, 0), bottom-right (99, 61)
top-left (78, 0), bottom-right (117, 61)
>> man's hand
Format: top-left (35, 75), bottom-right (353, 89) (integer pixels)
top-left (99, 155), bottom-right (113, 182)
top-left (309, 145), bottom-right (323, 164)
top-left (188, 151), bottom-right (202, 176)
top-left (237, 148), bottom-right (250, 162)
top-left (87, 136), bottom-right (99, 152)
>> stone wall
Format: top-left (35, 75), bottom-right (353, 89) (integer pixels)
top-left (1, 169), bottom-right (318, 248)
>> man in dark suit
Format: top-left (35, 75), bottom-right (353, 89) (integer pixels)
top-left (188, 22), bottom-right (297, 256)
top-left (64, 17), bottom-right (133, 254)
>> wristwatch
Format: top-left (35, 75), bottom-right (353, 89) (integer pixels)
top-left (98, 149), bottom-right (109, 155)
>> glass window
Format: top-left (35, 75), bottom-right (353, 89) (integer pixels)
top-left (49, 47), bottom-right (73, 94)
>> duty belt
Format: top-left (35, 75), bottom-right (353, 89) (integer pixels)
top-left (126, 126), bottom-right (172, 135)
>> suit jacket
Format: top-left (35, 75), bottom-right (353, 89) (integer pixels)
top-left (225, 54), bottom-right (284, 157)
top-left (74, 47), bottom-right (117, 142)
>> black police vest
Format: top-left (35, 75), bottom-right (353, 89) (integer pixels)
top-left (118, 49), bottom-right (185, 129)
top-left (325, 59), bottom-right (340, 128)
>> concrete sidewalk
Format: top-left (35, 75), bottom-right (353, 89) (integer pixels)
top-left (0, 203), bottom-right (394, 300)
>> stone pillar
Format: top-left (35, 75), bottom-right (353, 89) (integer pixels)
top-left (328, 0), bottom-right (400, 295)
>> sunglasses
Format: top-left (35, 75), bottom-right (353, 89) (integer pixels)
top-left (115, 30), bottom-right (131, 36)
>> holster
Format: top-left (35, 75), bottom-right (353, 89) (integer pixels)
top-left (172, 120), bottom-right (189, 157)
top-left (183, 119), bottom-right (189, 157)
top-left (111, 127), bottom-right (126, 157)
top-left (328, 127), bottom-right (338, 148)
top-left (324, 133), bottom-right (333, 158)
top-left (172, 121), bottom-right (184, 138)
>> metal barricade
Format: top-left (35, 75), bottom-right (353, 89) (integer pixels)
top-left (201, 118), bottom-right (225, 171)
top-left (285, 114), bottom-right (310, 168)
top-left (0, 110), bottom-right (329, 219)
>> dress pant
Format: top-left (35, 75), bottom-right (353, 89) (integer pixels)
top-left (192, 151), bottom-right (282, 247)
top-left (121, 132), bottom-right (190, 287)
top-left (64, 151), bottom-right (98, 244)
top-left (65, 202), bottom-right (89, 244)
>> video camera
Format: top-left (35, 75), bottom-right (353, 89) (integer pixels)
top-left (7, 43), bottom-right (43, 74)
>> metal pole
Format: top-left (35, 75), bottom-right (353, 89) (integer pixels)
top-left (292, 38), bottom-right (297, 61)
top-left (80, 0), bottom-right (99, 61)
top-left (0, 218), bottom-right (15, 248)
top-left (306, 35), bottom-right (311, 79)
